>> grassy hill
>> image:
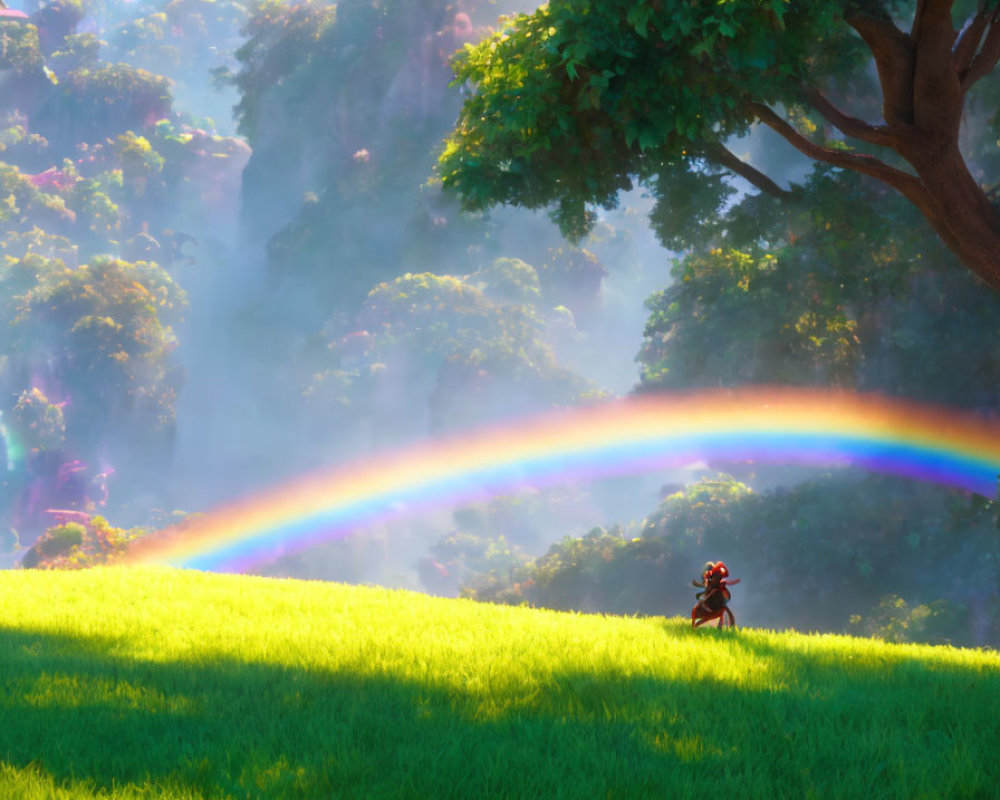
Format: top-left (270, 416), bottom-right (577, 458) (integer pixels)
top-left (0, 567), bottom-right (998, 799)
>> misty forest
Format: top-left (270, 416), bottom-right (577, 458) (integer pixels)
top-left (1, 0), bottom-right (999, 652)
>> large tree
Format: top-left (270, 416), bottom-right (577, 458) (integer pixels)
top-left (439, 0), bottom-right (1000, 291)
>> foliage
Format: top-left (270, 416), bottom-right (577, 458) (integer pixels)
top-left (468, 256), bottom-right (540, 306)
top-left (0, 113), bottom-right (49, 169)
top-left (109, 12), bottom-right (175, 69)
top-left (636, 164), bottom-right (1000, 409)
top-left (229, 0), bottom-right (337, 142)
top-left (356, 270), bottom-right (546, 360)
top-left (305, 269), bottom-right (599, 443)
top-left (0, 115), bottom-right (245, 257)
top-left (105, 0), bottom-right (248, 118)
top-left (438, 0), bottom-right (1000, 291)
top-left (34, 62), bottom-right (172, 149)
top-left (472, 474), bottom-right (1000, 648)
top-left (67, 173), bottom-right (122, 242)
top-left (24, 521), bottom-right (85, 564)
top-left (848, 594), bottom-right (964, 646)
top-left (0, 17), bottom-right (46, 75)
top-left (418, 489), bottom-right (596, 595)
top-left (232, 0), bottom-right (495, 331)
top-left (111, 130), bottom-right (164, 182)
top-left (0, 21), bottom-right (55, 121)
top-left (0, 567), bottom-right (998, 797)
top-left (9, 386), bottom-right (66, 453)
top-left (19, 514), bottom-right (143, 568)
top-left (0, 0), bottom-right (245, 541)
top-left (32, 0), bottom-right (85, 56)
top-left (47, 31), bottom-right (101, 74)
top-left (439, 0), bottom-right (866, 237)
top-left (536, 245), bottom-right (607, 322)
top-left (0, 226), bottom-right (75, 262)
top-left (0, 160), bottom-right (73, 235)
top-left (0, 252), bottom-right (187, 451)
top-left (420, 531), bottom-right (528, 597)
top-left (639, 246), bottom-right (863, 388)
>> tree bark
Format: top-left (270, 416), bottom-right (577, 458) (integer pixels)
top-left (702, 141), bottom-right (791, 199)
top-left (903, 143), bottom-right (1000, 292)
top-left (757, 101), bottom-right (1000, 290)
top-left (746, 7), bottom-right (1000, 292)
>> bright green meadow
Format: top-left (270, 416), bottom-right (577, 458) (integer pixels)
top-left (1, 567), bottom-right (998, 799)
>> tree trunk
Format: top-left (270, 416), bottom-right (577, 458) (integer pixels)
top-left (903, 143), bottom-right (1000, 292)
top-left (850, 3), bottom-right (1000, 291)
top-left (755, 6), bottom-right (1000, 292)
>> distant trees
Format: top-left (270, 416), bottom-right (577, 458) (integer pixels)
top-left (0, 0), bottom-right (258, 549)
top-left (0, 0), bottom-right (255, 557)
top-left (419, 529), bottom-right (528, 598)
top-left (35, 63), bottom-right (173, 150)
top-left (31, 0), bottom-right (82, 56)
top-left (105, 0), bottom-right (248, 116)
top-left (228, 0), bottom-right (503, 332)
top-left (306, 268), bottom-right (601, 447)
top-left (0, 17), bottom-right (55, 117)
top-left (635, 163), bottom-right (1000, 411)
top-left (471, 474), bottom-right (999, 647)
top-left (0, 222), bottom-right (189, 539)
top-left (0, 251), bottom-right (187, 450)
top-left (20, 515), bottom-right (145, 568)
top-left (0, 144), bottom-right (193, 538)
top-left (220, 0), bottom-right (631, 495)
top-left (109, 0), bottom-right (247, 72)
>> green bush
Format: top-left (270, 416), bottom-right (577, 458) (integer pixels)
top-left (849, 595), bottom-right (965, 646)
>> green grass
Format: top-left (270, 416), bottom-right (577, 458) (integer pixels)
top-left (1, 567), bottom-right (998, 799)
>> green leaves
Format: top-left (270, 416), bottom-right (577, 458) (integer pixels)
top-left (440, 0), bottom-right (861, 242)
top-left (0, 253), bottom-right (187, 444)
top-left (625, 1), bottom-right (654, 38)
top-left (637, 124), bottom-right (661, 152)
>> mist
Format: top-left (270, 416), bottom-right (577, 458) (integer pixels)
top-left (2, 0), bottom-right (998, 648)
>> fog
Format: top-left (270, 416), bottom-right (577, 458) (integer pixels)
top-left (2, 0), bottom-right (997, 647)
top-left (0, 0), bottom-right (686, 566)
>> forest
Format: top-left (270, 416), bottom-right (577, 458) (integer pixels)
top-left (1, 0), bottom-right (999, 649)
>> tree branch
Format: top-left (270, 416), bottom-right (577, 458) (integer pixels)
top-left (844, 12), bottom-right (915, 125)
top-left (912, 0), bottom-right (956, 45)
top-left (961, 8), bottom-right (1000, 90)
top-left (701, 142), bottom-right (791, 199)
top-left (952, 8), bottom-right (990, 72)
top-left (749, 103), bottom-right (926, 206)
top-left (909, 0), bottom-right (964, 131)
top-left (799, 87), bottom-right (897, 148)
top-left (846, 12), bottom-right (913, 61)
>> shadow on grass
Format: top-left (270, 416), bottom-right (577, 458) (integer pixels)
top-left (1, 623), bottom-right (998, 799)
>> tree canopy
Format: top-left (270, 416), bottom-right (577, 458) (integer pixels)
top-left (439, 0), bottom-right (1000, 290)
top-left (304, 267), bottom-right (600, 449)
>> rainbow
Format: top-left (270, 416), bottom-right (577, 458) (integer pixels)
top-left (127, 388), bottom-right (1000, 573)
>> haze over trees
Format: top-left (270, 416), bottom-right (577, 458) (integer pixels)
top-left (0, 0), bottom-right (246, 542)
top-left (0, 0), bottom-right (997, 647)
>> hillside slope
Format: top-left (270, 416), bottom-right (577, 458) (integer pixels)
top-left (1, 567), bottom-right (998, 799)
